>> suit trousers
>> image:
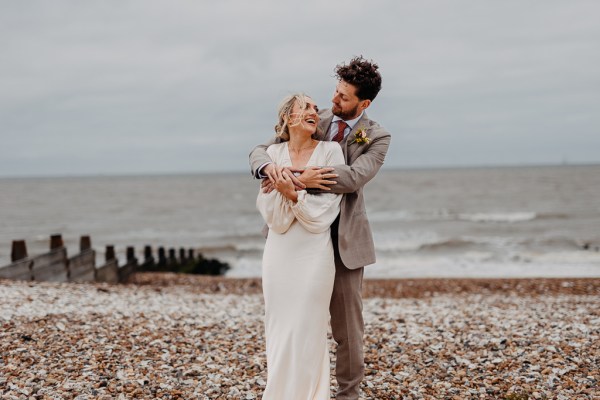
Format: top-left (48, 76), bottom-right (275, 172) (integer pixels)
top-left (330, 228), bottom-right (365, 400)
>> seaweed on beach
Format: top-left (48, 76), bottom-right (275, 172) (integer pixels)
top-left (137, 252), bottom-right (230, 276)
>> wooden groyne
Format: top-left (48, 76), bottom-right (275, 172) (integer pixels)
top-left (0, 234), bottom-right (229, 284)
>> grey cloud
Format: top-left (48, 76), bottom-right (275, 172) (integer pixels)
top-left (1, 0), bottom-right (599, 176)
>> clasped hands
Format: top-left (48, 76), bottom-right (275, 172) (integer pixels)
top-left (261, 164), bottom-right (338, 201)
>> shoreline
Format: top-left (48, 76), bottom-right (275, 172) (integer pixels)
top-left (130, 273), bottom-right (600, 297)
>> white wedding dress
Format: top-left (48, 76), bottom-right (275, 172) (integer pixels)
top-left (256, 141), bottom-right (344, 400)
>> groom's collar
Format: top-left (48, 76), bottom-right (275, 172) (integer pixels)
top-left (331, 111), bottom-right (365, 130)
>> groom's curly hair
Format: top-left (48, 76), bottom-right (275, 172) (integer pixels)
top-left (334, 56), bottom-right (382, 101)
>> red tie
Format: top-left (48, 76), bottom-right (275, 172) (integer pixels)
top-left (332, 120), bottom-right (348, 143)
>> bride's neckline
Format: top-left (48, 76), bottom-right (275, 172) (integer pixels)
top-left (285, 141), bottom-right (322, 168)
top-left (287, 138), bottom-right (319, 151)
top-left (288, 141), bottom-right (317, 152)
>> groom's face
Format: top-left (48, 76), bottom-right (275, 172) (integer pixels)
top-left (331, 81), bottom-right (363, 120)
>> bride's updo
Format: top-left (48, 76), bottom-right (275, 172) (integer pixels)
top-left (274, 93), bottom-right (310, 141)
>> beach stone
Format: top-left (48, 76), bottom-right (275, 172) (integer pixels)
top-left (1, 275), bottom-right (598, 399)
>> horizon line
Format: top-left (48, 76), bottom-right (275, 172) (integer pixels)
top-left (1, 161), bottom-right (599, 180)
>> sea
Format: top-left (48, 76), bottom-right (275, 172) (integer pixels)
top-left (1, 165), bottom-right (599, 279)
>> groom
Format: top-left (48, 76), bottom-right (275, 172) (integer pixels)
top-left (249, 56), bottom-right (391, 400)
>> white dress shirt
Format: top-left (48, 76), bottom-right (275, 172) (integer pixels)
top-left (328, 111), bottom-right (364, 141)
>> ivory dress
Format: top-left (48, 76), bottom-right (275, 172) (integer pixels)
top-left (256, 141), bottom-right (344, 400)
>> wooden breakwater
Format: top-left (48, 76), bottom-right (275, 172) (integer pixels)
top-left (0, 234), bottom-right (229, 284)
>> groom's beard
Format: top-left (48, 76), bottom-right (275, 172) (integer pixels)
top-left (332, 103), bottom-right (359, 121)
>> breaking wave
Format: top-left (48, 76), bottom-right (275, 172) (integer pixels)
top-left (369, 210), bottom-right (568, 223)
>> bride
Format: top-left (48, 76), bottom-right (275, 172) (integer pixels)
top-left (256, 93), bottom-right (344, 399)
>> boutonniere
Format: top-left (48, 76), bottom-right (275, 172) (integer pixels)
top-left (351, 127), bottom-right (371, 144)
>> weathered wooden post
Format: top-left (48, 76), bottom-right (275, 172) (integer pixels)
top-left (179, 248), bottom-right (187, 264)
top-left (106, 245), bottom-right (115, 262)
top-left (126, 247), bottom-right (136, 263)
top-left (0, 240), bottom-right (33, 281)
top-left (119, 246), bottom-right (137, 283)
top-left (50, 234), bottom-right (64, 250)
top-left (69, 235), bottom-right (96, 282)
top-left (95, 245), bottom-right (119, 284)
top-left (80, 235), bottom-right (92, 251)
top-left (168, 248), bottom-right (177, 269)
top-left (187, 248), bottom-right (195, 262)
top-left (157, 247), bottom-right (167, 269)
top-left (11, 240), bottom-right (28, 262)
top-left (142, 245), bottom-right (155, 271)
top-left (30, 234), bottom-right (68, 282)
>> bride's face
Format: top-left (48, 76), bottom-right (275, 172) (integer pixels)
top-left (288, 97), bottom-right (320, 134)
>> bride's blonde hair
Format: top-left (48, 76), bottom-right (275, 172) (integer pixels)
top-left (274, 93), bottom-right (311, 141)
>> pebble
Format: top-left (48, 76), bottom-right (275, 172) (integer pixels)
top-left (1, 275), bottom-right (599, 399)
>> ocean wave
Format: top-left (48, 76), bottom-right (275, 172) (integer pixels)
top-left (374, 235), bottom-right (479, 253)
top-left (374, 234), bottom-right (587, 254)
top-left (369, 210), bottom-right (569, 224)
top-left (205, 234), bottom-right (591, 257)
top-left (457, 212), bottom-right (537, 223)
top-left (368, 210), bottom-right (452, 223)
top-left (198, 236), bottom-right (265, 253)
top-left (520, 236), bottom-right (586, 250)
top-left (200, 242), bottom-right (265, 253)
top-left (417, 238), bottom-right (477, 250)
top-left (225, 251), bottom-right (600, 279)
top-left (537, 212), bottom-right (569, 220)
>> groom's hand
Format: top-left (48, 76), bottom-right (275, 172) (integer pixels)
top-left (262, 164), bottom-right (306, 192)
top-left (294, 166), bottom-right (338, 190)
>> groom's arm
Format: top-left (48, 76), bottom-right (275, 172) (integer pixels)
top-left (249, 137), bottom-right (279, 178)
top-left (300, 129), bottom-right (391, 194)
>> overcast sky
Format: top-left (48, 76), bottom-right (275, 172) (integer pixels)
top-left (1, 0), bottom-right (599, 177)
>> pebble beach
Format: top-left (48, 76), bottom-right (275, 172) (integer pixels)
top-left (1, 274), bottom-right (599, 400)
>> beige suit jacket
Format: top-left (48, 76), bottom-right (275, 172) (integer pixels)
top-left (249, 109), bottom-right (391, 269)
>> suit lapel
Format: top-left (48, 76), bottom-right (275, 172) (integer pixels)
top-left (317, 111), bottom-right (334, 142)
top-left (346, 112), bottom-right (371, 162)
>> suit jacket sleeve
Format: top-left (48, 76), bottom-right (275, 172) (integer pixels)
top-left (249, 136), bottom-right (279, 178)
top-left (328, 127), bottom-right (391, 194)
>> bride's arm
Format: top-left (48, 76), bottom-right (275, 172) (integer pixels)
top-left (256, 190), bottom-right (295, 234)
top-left (255, 146), bottom-right (297, 234)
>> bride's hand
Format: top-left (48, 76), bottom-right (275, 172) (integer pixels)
top-left (264, 164), bottom-right (305, 190)
top-left (273, 166), bottom-right (298, 202)
top-left (262, 169), bottom-right (303, 193)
